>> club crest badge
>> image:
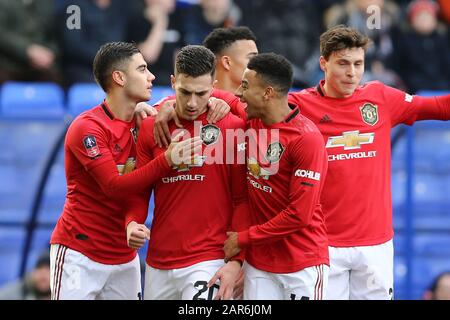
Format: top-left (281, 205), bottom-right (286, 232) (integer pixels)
top-left (265, 142), bottom-right (285, 163)
top-left (360, 103), bottom-right (379, 126)
top-left (200, 124), bottom-right (220, 145)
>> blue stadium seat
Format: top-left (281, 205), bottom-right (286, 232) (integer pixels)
top-left (393, 256), bottom-right (426, 300)
top-left (0, 82), bottom-right (65, 119)
top-left (413, 258), bottom-right (450, 296)
top-left (393, 172), bottom-right (450, 230)
top-left (414, 234), bottom-right (450, 257)
top-left (67, 83), bottom-right (105, 116)
top-left (38, 158), bottom-right (66, 224)
top-left (391, 125), bottom-right (450, 174)
top-left (416, 90), bottom-right (450, 97)
top-left (394, 255), bottom-right (448, 300)
top-left (149, 86), bottom-right (174, 106)
top-left (0, 227), bottom-right (26, 285)
top-left (391, 170), bottom-right (406, 209)
top-left (395, 233), bottom-right (450, 256)
top-left (24, 228), bottom-right (52, 272)
top-left (0, 120), bottom-right (64, 165)
top-left (0, 120), bottom-right (65, 224)
top-left (0, 166), bottom-right (37, 224)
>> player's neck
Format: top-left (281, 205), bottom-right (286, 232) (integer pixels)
top-left (261, 98), bottom-right (291, 125)
top-left (215, 73), bottom-right (238, 94)
top-left (105, 92), bottom-right (136, 122)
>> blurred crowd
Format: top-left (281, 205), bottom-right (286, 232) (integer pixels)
top-left (0, 0), bottom-right (449, 93)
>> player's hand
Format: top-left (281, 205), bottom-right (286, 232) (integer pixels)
top-left (27, 44), bottom-right (55, 70)
top-left (153, 100), bottom-right (183, 148)
top-left (165, 131), bottom-right (203, 167)
top-left (126, 221), bottom-right (150, 249)
top-left (135, 102), bottom-right (158, 130)
top-left (223, 231), bottom-right (240, 260)
top-left (206, 97), bottom-right (230, 123)
top-left (233, 269), bottom-right (245, 300)
top-left (144, 1), bottom-right (170, 25)
top-left (207, 260), bottom-right (241, 300)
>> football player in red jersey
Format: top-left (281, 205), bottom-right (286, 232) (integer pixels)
top-left (151, 27), bottom-right (258, 298)
top-left (50, 42), bottom-right (201, 300)
top-left (124, 45), bottom-right (249, 300)
top-left (222, 53), bottom-right (329, 300)
top-left (287, 25), bottom-right (450, 300)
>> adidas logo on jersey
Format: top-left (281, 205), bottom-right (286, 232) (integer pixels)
top-left (319, 114), bottom-right (332, 123)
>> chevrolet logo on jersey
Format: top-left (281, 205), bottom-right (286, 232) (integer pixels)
top-left (173, 155), bottom-right (206, 172)
top-left (326, 130), bottom-right (375, 150)
top-left (247, 157), bottom-right (274, 180)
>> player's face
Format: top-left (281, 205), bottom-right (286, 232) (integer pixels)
top-left (320, 47), bottom-right (365, 98)
top-left (171, 73), bottom-right (214, 121)
top-left (235, 68), bottom-right (266, 120)
top-left (123, 53), bottom-right (155, 102)
top-left (225, 40), bottom-right (258, 90)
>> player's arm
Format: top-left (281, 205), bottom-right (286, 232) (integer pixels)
top-left (381, 83), bottom-right (450, 126)
top-left (125, 192), bottom-right (151, 249)
top-left (227, 119), bottom-right (251, 264)
top-left (68, 118), bottom-right (201, 199)
top-left (215, 88), bottom-right (248, 121)
top-left (124, 118), bottom-right (157, 249)
top-left (228, 132), bottom-right (327, 254)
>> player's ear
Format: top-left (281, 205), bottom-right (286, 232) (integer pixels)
top-left (220, 55), bottom-right (231, 71)
top-left (170, 75), bottom-right (176, 90)
top-left (112, 70), bottom-right (125, 87)
top-left (264, 86), bottom-right (274, 101)
top-left (319, 56), bottom-right (327, 73)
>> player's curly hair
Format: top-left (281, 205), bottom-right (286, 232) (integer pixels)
top-left (93, 42), bottom-right (140, 92)
top-left (320, 25), bottom-right (370, 60)
top-left (247, 53), bottom-right (293, 95)
top-left (175, 45), bottom-right (216, 78)
top-left (203, 26), bottom-right (257, 55)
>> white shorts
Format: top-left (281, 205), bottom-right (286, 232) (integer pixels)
top-left (144, 259), bottom-right (224, 300)
top-left (243, 262), bottom-right (329, 300)
top-left (327, 239), bottom-right (394, 300)
top-left (50, 244), bottom-right (142, 300)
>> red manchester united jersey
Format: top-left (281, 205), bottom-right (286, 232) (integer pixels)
top-left (51, 102), bottom-right (171, 264)
top-left (288, 81), bottom-right (450, 247)
top-left (234, 107), bottom-right (329, 274)
top-left (126, 111), bottom-right (248, 269)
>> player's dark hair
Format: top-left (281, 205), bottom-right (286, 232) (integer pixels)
top-left (203, 26), bottom-right (257, 55)
top-left (93, 42), bottom-right (141, 92)
top-left (320, 25), bottom-right (370, 60)
top-left (175, 45), bottom-right (216, 78)
top-left (247, 53), bottom-right (293, 95)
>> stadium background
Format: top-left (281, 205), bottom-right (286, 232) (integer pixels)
top-left (0, 0), bottom-right (449, 300)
